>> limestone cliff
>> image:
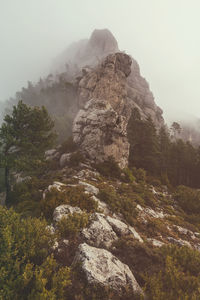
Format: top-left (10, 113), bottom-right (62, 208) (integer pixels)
top-left (73, 53), bottom-right (132, 168)
top-left (54, 28), bottom-right (164, 167)
top-left (73, 49), bottom-right (164, 167)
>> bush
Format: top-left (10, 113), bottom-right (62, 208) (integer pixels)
top-left (112, 237), bottom-right (163, 287)
top-left (95, 157), bottom-right (122, 179)
top-left (145, 245), bottom-right (200, 299)
top-left (131, 167), bottom-right (146, 183)
top-left (8, 176), bottom-right (51, 217)
top-left (69, 151), bottom-right (84, 167)
top-left (98, 185), bottom-right (138, 226)
top-left (56, 212), bottom-right (89, 239)
top-left (0, 206), bottom-right (71, 299)
top-left (41, 186), bottom-right (98, 219)
top-left (174, 185), bottom-right (200, 214)
top-left (60, 136), bottom-right (77, 154)
top-left (122, 168), bottom-right (136, 183)
top-left (145, 218), bottom-right (170, 237)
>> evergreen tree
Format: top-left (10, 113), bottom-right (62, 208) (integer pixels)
top-left (128, 110), bottom-right (159, 175)
top-left (0, 101), bottom-right (56, 204)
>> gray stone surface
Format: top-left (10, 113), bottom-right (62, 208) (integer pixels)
top-left (79, 181), bottom-right (99, 195)
top-left (73, 243), bottom-right (143, 295)
top-left (82, 213), bottom-right (118, 248)
top-left (53, 204), bottom-right (82, 222)
top-left (82, 213), bottom-right (143, 247)
top-left (59, 153), bottom-right (72, 168)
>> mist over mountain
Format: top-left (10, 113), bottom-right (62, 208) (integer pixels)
top-left (1, 27), bottom-right (200, 146)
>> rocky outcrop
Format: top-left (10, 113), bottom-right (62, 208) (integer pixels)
top-left (78, 181), bottom-right (99, 195)
top-left (73, 98), bottom-right (129, 168)
top-left (53, 204), bottom-right (82, 222)
top-left (73, 53), bottom-right (132, 168)
top-left (52, 29), bottom-right (119, 73)
top-left (82, 213), bottom-right (143, 248)
top-left (73, 243), bottom-right (143, 295)
top-left (82, 213), bottom-right (118, 248)
top-left (73, 46), bottom-right (163, 167)
top-left (77, 52), bottom-right (132, 110)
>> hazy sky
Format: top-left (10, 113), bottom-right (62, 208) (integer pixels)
top-left (1, 0), bottom-right (200, 122)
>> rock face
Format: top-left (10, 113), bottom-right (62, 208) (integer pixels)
top-left (73, 53), bottom-right (132, 168)
top-left (82, 213), bottom-right (118, 248)
top-left (73, 243), bottom-right (143, 295)
top-left (82, 213), bottom-right (143, 248)
top-left (53, 29), bottom-right (164, 167)
top-left (72, 39), bottom-right (163, 166)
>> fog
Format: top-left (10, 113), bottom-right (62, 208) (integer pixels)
top-left (1, 0), bottom-right (200, 122)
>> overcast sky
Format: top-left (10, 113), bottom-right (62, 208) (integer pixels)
top-left (1, 0), bottom-right (200, 122)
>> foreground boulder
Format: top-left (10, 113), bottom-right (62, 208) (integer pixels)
top-left (73, 243), bottom-right (143, 295)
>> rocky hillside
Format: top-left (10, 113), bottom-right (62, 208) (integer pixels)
top-left (2, 29), bottom-right (200, 299)
top-left (8, 147), bottom-right (200, 299)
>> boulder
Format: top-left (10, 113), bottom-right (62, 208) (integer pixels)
top-left (73, 243), bottom-right (143, 295)
top-left (82, 213), bottom-right (143, 247)
top-left (92, 195), bottom-right (110, 215)
top-left (166, 237), bottom-right (192, 248)
top-left (147, 238), bottom-right (165, 247)
top-left (79, 181), bottom-right (99, 195)
top-left (82, 213), bottom-right (118, 248)
top-left (53, 204), bottom-right (82, 222)
top-left (48, 181), bottom-right (66, 192)
top-left (59, 153), bottom-right (72, 168)
top-left (106, 215), bottom-right (143, 243)
top-left (45, 149), bottom-right (60, 161)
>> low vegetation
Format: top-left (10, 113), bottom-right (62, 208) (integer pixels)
top-left (41, 186), bottom-right (98, 219)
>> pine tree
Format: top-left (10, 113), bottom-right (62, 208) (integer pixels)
top-left (0, 101), bottom-right (56, 204)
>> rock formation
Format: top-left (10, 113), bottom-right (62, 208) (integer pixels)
top-left (52, 28), bottom-right (119, 73)
top-left (73, 49), bottom-right (163, 167)
top-left (73, 243), bottom-right (143, 295)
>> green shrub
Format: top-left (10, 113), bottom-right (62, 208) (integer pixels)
top-left (145, 245), bottom-right (200, 299)
top-left (8, 177), bottom-right (51, 217)
top-left (56, 212), bottom-right (89, 239)
top-left (98, 185), bottom-right (138, 226)
top-left (69, 151), bottom-right (84, 167)
top-left (145, 218), bottom-right (170, 237)
top-left (0, 206), bottom-right (71, 299)
top-left (174, 185), bottom-right (200, 214)
top-left (95, 157), bottom-right (122, 179)
top-left (60, 136), bottom-right (77, 154)
top-left (131, 167), bottom-right (146, 183)
top-left (112, 237), bottom-right (163, 287)
top-left (122, 168), bottom-right (136, 183)
top-left (41, 186), bottom-right (98, 219)
top-left (147, 176), bottom-right (162, 187)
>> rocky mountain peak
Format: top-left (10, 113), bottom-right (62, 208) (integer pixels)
top-left (73, 52), bottom-right (132, 168)
top-left (73, 49), bottom-right (163, 168)
top-left (88, 28), bottom-right (119, 54)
